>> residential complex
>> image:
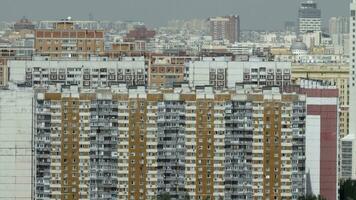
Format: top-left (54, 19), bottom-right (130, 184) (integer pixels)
top-left (0, 0), bottom-right (349, 198)
top-left (209, 15), bottom-right (240, 43)
top-left (285, 80), bottom-right (339, 200)
top-left (34, 18), bottom-right (105, 59)
top-left (8, 57), bottom-right (146, 88)
top-left (291, 63), bottom-right (349, 138)
top-left (31, 85), bottom-right (306, 200)
top-left (341, 0), bottom-right (356, 181)
top-left (187, 59), bottom-right (292, 89)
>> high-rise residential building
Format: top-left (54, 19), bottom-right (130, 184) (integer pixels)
top-left (148, 56), bottom-right (199, 88)
top-left (8, 57), bottom-right (146, 88)
top-left (329, 17), bottom-right (350, 47)
top-left (291, 63), bottom-right (349, 138)
top-left (34, 18), bottom-right (105, 59)
top-left (187, 58), bottom-right (292, 90)
top-left (209, 15), bottom-right (240, 43)
top-left (329, 17), bottom-right (350, 35)
top-left (341, 0), bottom-right (356, 181)
top-left (298, 1), bottom-right (322, 34)
top-left (0, 89), bottom-right (33, 200)
top-left (32, 84), bottom-right (306, 200)
top-left (285, 79), bottom-right (339, 200)
top-left (125, 25), bottom-right (156, 41)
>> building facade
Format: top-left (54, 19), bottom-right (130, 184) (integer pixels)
top-left (285, 80), bottom-right (339, 200)
top-left (34, 20), bottom-right (104, 59)
top-left (209, 16), bottom-right (240, 43)
top-left (9, 57), bottom-right (146, 88)
top-left (147, 56), bottom-right (197, 88)
top-left (298, 1), bottom-right (321, 34)
top-left (291, 63), bottom-right (349, 138)
top-left (0, 89), bottom-right (33, 199)
top-left (188, 59), bottom-right (292, 90)
top-left (33, 85), bottom-right (306, 200)
top-left (341, 0), bottom-right (356, 181)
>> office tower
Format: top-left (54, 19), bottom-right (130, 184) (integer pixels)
top-left (34, 18), bottom-right (104, 59)
top-left (0, 89), bottom-right (33, 199)
top-left (285, 79), bottom-right (339, 200)
top-left (298, 1), bottom-right (321, 34)
top-left (341, 0), bottom-right (356, 180)
top-left (8, 57), bottom-right (146, 88)
top-left (33, 85), bottom-right (306, 200)
top-left (209, 15), bottom-right (240, 43)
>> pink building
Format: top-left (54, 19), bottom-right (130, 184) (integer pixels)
top-left (285, 79), bottom-right (338, 200)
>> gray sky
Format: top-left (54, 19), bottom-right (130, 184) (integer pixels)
top-left (0, 0), bottom-right (350, 30)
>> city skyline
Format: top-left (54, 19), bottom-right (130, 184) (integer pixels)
top-left (0, 0), bottom-right (349, 30)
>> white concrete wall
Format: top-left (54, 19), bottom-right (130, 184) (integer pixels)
top-left (0, 89), bottom-right (33, 199)
top-left (306, 115), bottom-right (321, 195)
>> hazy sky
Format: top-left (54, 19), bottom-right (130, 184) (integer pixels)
top-left (0, 0), bottom-right (350, 30)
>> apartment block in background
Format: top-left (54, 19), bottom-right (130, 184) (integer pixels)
top-left (34, 19), bottom-right (104, 59)
top-left (0, 58), bottom-right (8, 87)
top-left (209, 15), bottom-right (240, 43)
top-left (33, 84), bottom-right (306, 200)
top-left (187, 58), bottom-right (291, 90)
top-left (8, 57), bottom-right (145, 88)
top-left (291, 63), bottom-right (348, 138)
top-left (148, 56), bottom-right (194, 88)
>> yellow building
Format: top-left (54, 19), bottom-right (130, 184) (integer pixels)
top-left (292, 63), bottom-right (349, 138)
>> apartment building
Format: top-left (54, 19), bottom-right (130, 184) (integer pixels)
top-left (8, 57), bottom-right (145, 88)
top-left (187, 58), bottom-right (292, 90)
top-left (148, 56), bottom-right (199, 88)
top-left (209, 15), bottom-right (240, 43)
top-left (285, 79), bottom-right (339, 200)
top-left (0, 58), bottom-right (8, 87)
top-left (33, 84), bottom-right (306, 200)
top-left (0, 89), bottom-right (33, 199)
top-left (291, 63), bottom-right (349, 138)
top-left (34, 19), bottom-right (104, 59)
top-left (342, 0), bottom-right (356, 181)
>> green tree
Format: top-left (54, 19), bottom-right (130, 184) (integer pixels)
top-left (298, 194), bottom-right (326, 200)
top-left (340, 179), bottom-right (356, 200)
top-left (157, 193), bottom-right (171, 200)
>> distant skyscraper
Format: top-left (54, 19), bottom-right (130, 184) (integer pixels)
top-left (209, 15), bottom-right (240, 43)
top-left (298, 1), bottom-right (321, 34)
top-left (341, 0), bottom-right (356, 181)
top-left (329, 16), bottom-right (349, 35)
